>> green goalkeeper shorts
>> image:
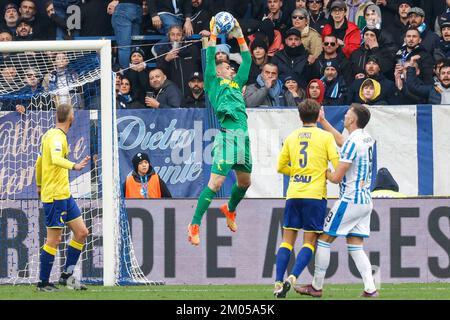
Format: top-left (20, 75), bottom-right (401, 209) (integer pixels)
top-left (211, 129), bottom-right (252, 176)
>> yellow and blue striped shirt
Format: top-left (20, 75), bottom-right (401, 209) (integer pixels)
top-left (278, 126), bottom-right (339, 200)
top-left (35, 128), bottom-right (75, 203)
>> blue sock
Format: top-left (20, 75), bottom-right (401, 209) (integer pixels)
top-left (291, 244), bottom-right (314, 278)
top-left (40, 244), bottom-right (56, 283)
top-left (64, 240), bottom-right (83, 274)
top-left (275, 242), bottom-right (293, 282)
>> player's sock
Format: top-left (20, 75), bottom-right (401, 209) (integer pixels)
top-left (64, 239), bottom-right (84, 274)
top-left (291, 243), bottom-right (314, 278)
top-left (311, 240), bottom-right (331, 290)
top-left (275, 242), bottom-right (293, 282)
top-left (348, 244), bottom-right (377, 293)
top-left (191, 187), bottom-right (217, 225)
top-left (227, 184), bottom-right (248, 212)
top-left (39, 244), bottom-right (56, 283)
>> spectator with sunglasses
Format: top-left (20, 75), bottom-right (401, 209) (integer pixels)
top-left (306, 0), bottom-right (328, 34)
top-left (291, 8), bottom-right (323, 60)
top-left (310, 34), bottom-right (354, 85)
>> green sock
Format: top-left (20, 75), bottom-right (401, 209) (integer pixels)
top-left (228, 184), bottom-right (248, 212)
top-left (191, 187), bottom-right (217, 225)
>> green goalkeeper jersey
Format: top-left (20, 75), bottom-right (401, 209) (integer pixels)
top-left (204, 46), bottom-right (252, 130)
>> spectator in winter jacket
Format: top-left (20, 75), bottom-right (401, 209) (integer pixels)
top-left (291, 8), bottom-right (323, 59)
top-left (116, 76), bottom-right (142, 109)
top-left (145, 68), bottom-right (183, 108)
top-left (15, 18), bottom-right (34, 40)
top-left (322, 0), bottom-right (361, 59)
top-left (244, 63), bottom-right (286, 107)
top-left (350, 27), bottom-right (395, 80)
top-left (347, 55), bottom-right (396, 104)
top-left (1, 2), bottom-right (19, 36)
top-left (263, 0), bottom-right (290, 34)
top-left (406, 7), bottom-right (440, 54)
top-left (248, 37), bottom-right (270, 85)
top-left (371, 167), bottom-right (407, 198)
top-left (124, 46), bottom-right (151, 104)
top-left (434, 21), bottom-right (450, 60)
top-left (310, 34), bottom-right (353, 84)
top-left (184, 71), bottom-right (205, 108)
top-left (385, 0), bottom-right (412, 48)
top-left (283, 72), bottom-right (307, 106)
top-left (306, 78), bottom-right (325, 104)
top-left (148, 0), bottom-right (184, 34)
top-left (321, 59), bottom-right (348, 105)
top-left (307, 0), bottom-right (328, 34)
top-left (357, 78), bottom-right (387, 104)
top-left (393, 57), bottom-right (425, 104)
top-left (156, 25), bottom-right (201, 97)
top-left (405, 58), bottom-right (450, 104)
top-left (124, 152), bottom-right (172, 199)
top-left (395, 27), bottom-right (435, 84)
top-left (271, 27), bottom-right (311, 86)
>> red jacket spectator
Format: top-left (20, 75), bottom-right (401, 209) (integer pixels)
top-left (322, 21), bottom-right (361, 59)
top-left (322, 20), bottom-right (361, 59)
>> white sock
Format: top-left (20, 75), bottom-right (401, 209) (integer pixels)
top-left (348, 244), bottom-right (377, 293)
top-left (312, 240), bottom-right (331, 290)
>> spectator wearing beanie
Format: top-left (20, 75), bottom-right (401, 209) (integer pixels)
top-left (124, 46), bottom-right (150, 104)
top-left (350, 27), bottom-right (396, 80)
top-left (124, 152), bottom-right (172, 199)
top-left (283, 72), bottom-right (307, 106)
top-left (15, 17), bottom-right (34, 40)
top-left (306, 78), bottom-right (325, 104)
top-left (322, 0), bottom-right (361, 59)
top-left (435, 0), bottom-right (450, 37)
top-left (385, 0), bottom-right (412, 47)
top-left (320, 59), bottom-right (348, 105)
top-left (248, 37), bottom-right (270, 85)
top-left (291, 8), bottom-right (323, 59)
top-left (434, 21), bottom-right (450, 60)
top-left (347, 55), bottom-right (396, 104)
top-left (248, 19), bottom-right (284, 57)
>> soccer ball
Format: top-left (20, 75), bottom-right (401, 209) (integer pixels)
top-left (215, 11), bottom-right (235, 34)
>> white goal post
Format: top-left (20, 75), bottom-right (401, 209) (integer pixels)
top-left (0, 40), bottom-right (115, 286)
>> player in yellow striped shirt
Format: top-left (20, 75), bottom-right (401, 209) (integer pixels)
top-left (274, 99), bottom-right (339, 298)
top-left (35, 103), bottom-right (90, 292)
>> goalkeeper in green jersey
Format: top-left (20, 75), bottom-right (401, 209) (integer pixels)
top-left (188, 17), bottom-right (252, 246)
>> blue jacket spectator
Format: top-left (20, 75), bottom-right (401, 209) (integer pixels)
top-left (405, 61), bottom-right (450, 104)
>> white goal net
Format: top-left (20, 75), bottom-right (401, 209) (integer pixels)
top-left (0, 40), bottom-right (150, 286)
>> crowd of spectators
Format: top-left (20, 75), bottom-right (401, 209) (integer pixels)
top-left (1, 0), bottom-right (450, 111)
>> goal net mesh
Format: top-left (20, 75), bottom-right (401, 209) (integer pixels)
top-left (0, 47), bottom-right (150, 285)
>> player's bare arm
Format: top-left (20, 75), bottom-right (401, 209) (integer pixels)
top-left (327, 162), bottom-right (351, 183)
top-left (319, 107), bottom-right (345, 147)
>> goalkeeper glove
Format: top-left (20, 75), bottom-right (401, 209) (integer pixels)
top-left (209, 16), bottom-right (219, 36)
top-left (228, 19), bottom-right (244, 39)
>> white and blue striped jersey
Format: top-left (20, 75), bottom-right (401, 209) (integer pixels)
top-left (339, 129), bottom-right (375, 204)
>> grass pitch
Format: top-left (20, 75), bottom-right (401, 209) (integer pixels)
top-left (0, 283), bottom-right (449, 300)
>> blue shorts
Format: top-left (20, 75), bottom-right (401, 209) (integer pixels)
top-left (283, 198), bottom-right (327, 232)
top-left (43, 196), bottom-right (81, 229)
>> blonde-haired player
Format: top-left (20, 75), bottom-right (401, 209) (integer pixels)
top-left (35, 103), bottom-right (90, 291)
